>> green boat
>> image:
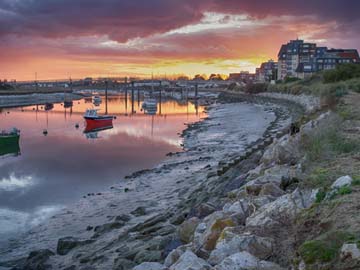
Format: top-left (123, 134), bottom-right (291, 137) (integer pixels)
top-left (0, 128), bottom-right (21, 157)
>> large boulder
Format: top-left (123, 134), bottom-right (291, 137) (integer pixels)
top-left (133, 262), bottom-right (166, 270)
top-left (192, 211), bottom-right (236, 252)
top-left (134, 250), bottom-right (162, 264)
top-left (164, 244), bottom-right (190, 267)
top-left (261, 135), bottom-right (301, 166)
top-left (21, 249), bottom-right (55, 270)
top-left (57, 237), bottom-right (94, 255)
top-left (340, 243), bottom-right (360, 260)
top-left (222, 199), bottom-right (252, 225)
top-left (246, 188), bottom-right (317, 228)
top-left (169, 250), bottom-right (211, 270)
top-left (113, 258), bottom-right (136, 270)
top-left (208, 232), bottom-right (274, 265)
top-left (131, 206), bottom-right (147, 216)
top-left (331, 175), bottom-right (353, 189)
top-left (190, 203), bottom-right (216, 218)
top-left (178, 217), bottom-right (200, 243)
top-left (244, 164), bottom-right (300, 192)
top-left (213, 251), bottom-right (284, 270)
top-left (259, 183), bottom-right (285, 197)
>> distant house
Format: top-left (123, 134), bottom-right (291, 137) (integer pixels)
top-left (228, 71), bottom-right (255, 83)
top-left (83, 77), bottom-right (93, 86)
top-left (277, 39), bottom-right (360, 80)
top-left (133, 80), bottom-right (171, 87)
top-left (256, 60), bottom-right (278, 82)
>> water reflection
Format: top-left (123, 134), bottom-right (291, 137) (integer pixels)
top-left (0, 93), bottom-right (205, 239)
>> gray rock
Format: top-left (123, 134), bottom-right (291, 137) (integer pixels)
top-left (131, 207), bottom-right (147, 216)
top-left (115, 214), bottom-right (132, 222)
top-left (57, 237), bottom-right (94, 255)
top-left (178, 217), bottom-right (200, 243)
top-left (331, 175), bottom-right (353, 189)
top-left (259, 183), bottom-right (285, 197)
top-left (93, 222), bottom-right (125, 236)
top-left (191, 203), bottom-right (216, 218)
top-left (246, 188), bottom-right (317, 228)
top-left (130, 213), bottom-right (168, 232)
top-left (169, 250), bottom-right (211, 270)
top-left (261, 135), bottom-right (301, 166)
top-left (208, 232), bottom-right (274, 265)
top-left (113, 258), bottom-right (136, 270)
top-left (213, 251), bottom-right (284, 270)
top-left (340, 243), bottom-right (360, 260)
top-left (134, 250), bottom-right (162, 264)
top-left (222, 199), bottom-right (251, 225)
top-left (21, 249), bottom-right (55, 270)
top-left (164, 245), bottom-right (189, 267)
top-left (133, 262), bottom-right (166, 270)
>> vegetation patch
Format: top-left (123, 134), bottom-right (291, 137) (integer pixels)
top-left (301, 118), bottom-right (359, 164)
top-left (323, 63), bottom-right (360, 83)
top-left (338, 186), bottom-right (352, 195)
top-left (299, 231), bottom-right (356, 264)
top-left (352, 175), bottom-right (360, 186)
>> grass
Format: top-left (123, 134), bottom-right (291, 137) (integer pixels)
top-left (315, 189), bottom-right (327, 203)
top-left (338, 186), bottom-right (352, 195)
top-left (308, 168), bottom-right (332, 188)
top-left (352, 175), bottom-right (360, 186)
top-left (301, 118), bottom-right (359, 163)
top-left (299, 231), bottom-right (356, 264)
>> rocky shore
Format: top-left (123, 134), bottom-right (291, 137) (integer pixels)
top-left (1, 90), bottom-right (345, 270)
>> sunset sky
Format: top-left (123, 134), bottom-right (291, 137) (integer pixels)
top-left (0, 0), bottom-right (359, 81)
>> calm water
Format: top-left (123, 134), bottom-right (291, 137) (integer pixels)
top-left (0, 93), bottom-right (205, 240)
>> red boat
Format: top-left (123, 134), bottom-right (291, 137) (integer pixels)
top-left (83, 109), bottom-right (114, 127)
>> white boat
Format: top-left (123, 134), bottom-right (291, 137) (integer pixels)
top-left (141, 98), bottom-right (157, 110)
top-left (93, 95), bottom-right (102, 103)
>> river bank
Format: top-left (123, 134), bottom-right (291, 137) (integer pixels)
top-left (0, 91), bottom-right (317, 269)
top-left (0, 93), bottom-right (83, 109)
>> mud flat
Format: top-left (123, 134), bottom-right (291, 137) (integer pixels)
top-left (0, 91), bottom-right (307, 270)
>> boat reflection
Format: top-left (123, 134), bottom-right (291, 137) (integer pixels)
top-left (44, 103), bottom-right (54, 111)
top-left (0, 128), bottom-right (21, 158)
top-left (142, 96), bottom-right (158, 116)
top-left (64, 101), bottom-right (73, 108)
top-left (83, 121), bottom-right (113, 140)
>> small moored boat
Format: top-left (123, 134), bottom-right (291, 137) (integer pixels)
top-left (93, 96), bottom-right (102, 103)
top-left (83, 109), bottom-right (114, 126)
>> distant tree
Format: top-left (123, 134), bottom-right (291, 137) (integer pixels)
top-left (209, 74), bottom-right (226, 81)
top-left (177, 75), bottom-right (190, 81)
top-left (193, 74), bottom-right (207, 81)
top-left (323, 63), bottom-right (360, 83)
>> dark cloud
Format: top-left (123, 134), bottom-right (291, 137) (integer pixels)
top-left (209, 0), bottom-right (360, 22)
top-left (0, 0), bottom-right (358, 41)
top-left (0, 0), bottom-right (206, 41)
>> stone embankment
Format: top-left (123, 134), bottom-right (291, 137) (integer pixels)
top-left (129, 92), bottom-right (327, 270)
top-left (2, 91), bottom-right (346, 270)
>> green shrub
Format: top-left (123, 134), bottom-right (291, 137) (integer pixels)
top-left (299, 231), bottom-right (356, 264)
top-left (315, 189), bottom-right (327, 203)
top-left (323, 63), bottom-right (360, 83)
top-left (308, 168), bottom-right (331, 187)
top-left (338, 186), bottom-right (352, 195)
top-left (299, 240), bottom-right (336, 264)
top-left (284, 76), bottom-right (301, 83)
top-left (244, 83), bottom-right (268, 94)
top-left (302, 121), bottom-right (359, 163)
top-left (352, 175), bottom-right (360, 186)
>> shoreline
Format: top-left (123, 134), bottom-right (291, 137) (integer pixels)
top-left (0, 91), bottom-right (311, 269)
top-left (0, 93), bottom-right (84, 109)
